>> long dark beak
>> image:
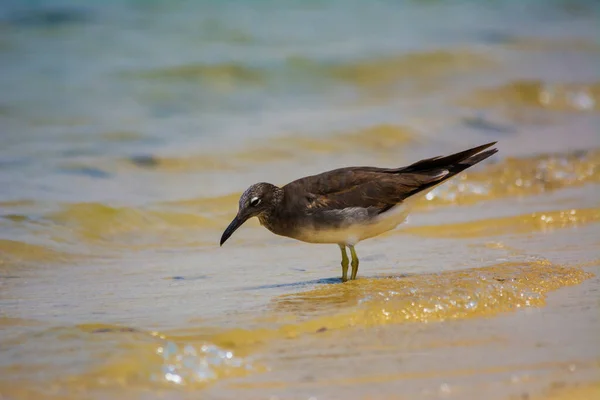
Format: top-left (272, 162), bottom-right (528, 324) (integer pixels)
top-left (220, 215), bottom-right (247, 246)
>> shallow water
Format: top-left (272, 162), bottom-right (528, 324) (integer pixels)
top-left (1, 1), bottom-right (600, 399)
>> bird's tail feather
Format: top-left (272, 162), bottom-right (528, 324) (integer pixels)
top-left (400, 141), bottom-right (497, 173)
top-left (398, 142), bottom-right (498, 199)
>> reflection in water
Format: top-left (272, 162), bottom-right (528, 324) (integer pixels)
top-left (402, 207), bottom-right (600, 238)
top-left (156, 341), bottom-right (256, 386)
top-left (243, 276), bottom-right (342, 291)
top-left (125, 124), bottom-right (416, 172)
top-left (422, 148), bottom-right (600, 207)
top-left (0, 239), bottom-right (78, 267)
top-left (125, 63), bottom-right (266, 90)
top-left (161, 146), bottom-right (600, 223)
top-left (272, 261), bottom-right (592, 327)
top-left (1, 0), bottom-right (599, 398)
top-left (5, 6), bottom-right (92, 27)
top-left (463, 80), bottom-right (600, 112)
top-left (327, 50), bottom-right (497, 99)
top-left (0, 146), bottom-right (591, 255)
top-left (0, 261), bottom-right (591, 397)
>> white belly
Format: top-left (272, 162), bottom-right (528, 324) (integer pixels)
top-left (294, 200), bottom-right (415, 246)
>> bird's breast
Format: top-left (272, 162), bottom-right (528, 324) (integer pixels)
top-left (258, 212), bottom-right (297, 238)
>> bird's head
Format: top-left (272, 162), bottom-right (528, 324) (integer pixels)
top-left (220, 182), bottom-right (281, 246)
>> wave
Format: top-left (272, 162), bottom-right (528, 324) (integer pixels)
top-left (402, 207), bottom-right (600, 238)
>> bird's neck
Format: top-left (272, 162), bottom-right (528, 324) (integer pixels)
top-left (258, 186), bottom-right (285, 231)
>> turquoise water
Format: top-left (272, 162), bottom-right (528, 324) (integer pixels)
top-left (1, 1), bottom-right (600, 399)
top-left (2, 0), bottom-right (599, 202)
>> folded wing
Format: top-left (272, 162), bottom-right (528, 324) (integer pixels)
top-left (285, 141), bottom-right (498, 214)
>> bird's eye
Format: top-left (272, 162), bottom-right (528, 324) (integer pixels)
top-left (249, 197), bottom-right (261, 207)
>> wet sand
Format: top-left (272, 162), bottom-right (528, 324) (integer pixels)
top-left (1, 151), bottom-right (599, 399)
top-left (1, 1), bottom-right (600, 399)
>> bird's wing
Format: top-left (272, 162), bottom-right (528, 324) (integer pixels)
top-left (302, 170), bottom-right (448, 214)
top-left (284, 141), bottom-right (497, 214)
top-left (284, 166), bottom-right (396, 196)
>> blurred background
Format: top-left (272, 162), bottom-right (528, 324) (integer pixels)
top-left (1, 1), bottom-right (599, 399)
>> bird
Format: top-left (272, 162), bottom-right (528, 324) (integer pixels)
top-left (220, 141), bottom-right (498, 282)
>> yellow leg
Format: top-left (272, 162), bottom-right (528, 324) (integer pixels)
top-left (339, 244), bottom-right (349, 282)
top-left (349, 245), bottom-right (359, 280)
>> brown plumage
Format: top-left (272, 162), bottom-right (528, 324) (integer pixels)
top-left (220, 141), bottom-right (498, 282)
